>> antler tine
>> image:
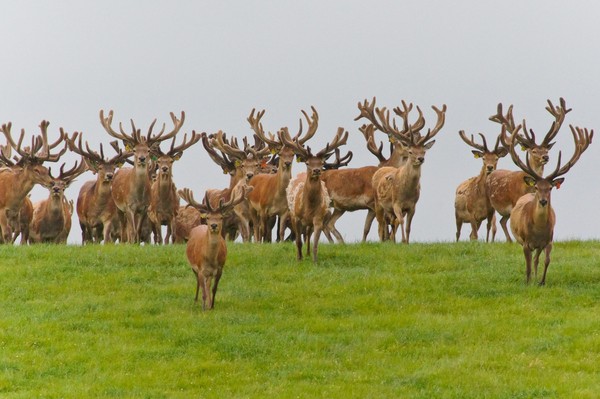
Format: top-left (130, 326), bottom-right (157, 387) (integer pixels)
top-left (355, 97), bottom-right (390, 134)
top-left (417, 104), bottom-right (447, 145)
top-left (407, 105), bottom-right (426, 134)
top-left (248, 108), bottom-right (280, 148)
top-left (294, 106), bottom-right (319, 145)
top-left (0, 143), bottom-right (14, 166)
top-left (178, 188), bottom-right (204, 210)
top-left (458, 130), bottom-right (486, 152)
top-left (493, 134), bottom-right (504, 153)
top-left (169, 130), bottom-right (201, 158)
top-left (147, 111), bottom-right (185, 145)
top-left (100, 110), bottom-right (132, 142)
top-left (58, 157), bottom-right (88, 184)
top-left (392, 100), bottom-right (413, 132)
top-left (278, 127), bottom-right (310, 160)
top-left (1, 122), bottom-right (26, 159)
top-left (212, 131), bottom-right (246, 160)
top-left (220, 185), bottom-right (253, 213)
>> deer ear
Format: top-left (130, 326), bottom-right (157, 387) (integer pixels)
top-left (497, 148), bottom-right (509, 158)
top-left (471, 150), bottom-right (483, 159)
top-left (552, 177), bottom-right (565, 189)
top-left (296, 155), bottom-right (304, 163)
top-left (547, 142), bottom-right (556, 150)
top-left (234, 160), bottom-right (242, 167)
top-left (424, 140), bottom-right (435, 150)
top-left (523, 175), bottom-right (536, 187)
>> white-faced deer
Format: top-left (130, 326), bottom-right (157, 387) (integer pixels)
top-left (247, 108), bottom-right (318, 242)
top-left (179, 186), bottom-right (251, 310)
top-left (148, 131), bottom-right (201, 244)
top-left (29, 159), bottom-right (88, 243)
top-left (356, 99), bottom-right (446, 243)
top-left (507, 124), bottom-right (592, 285)
top-left (281, 124), bottom-right (350, 262)
top-left (67, 133), bottom-right (131, 244)
top-left (486, 98), bottom-right (570, 242)
top-left (454, 130), bottom-right (508, 241)
top-left (99, 110), bottom-right (185, 243)
top-left (0, 121), bottom-right (67, 243)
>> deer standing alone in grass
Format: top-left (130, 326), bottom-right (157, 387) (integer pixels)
top-left (454, 130), bottom-right (508, 241)
top-left (148, 131), bottom-right (201, 244)
top-left (486, 99), bottom-right (570, 242)
top-left (29, 159), bottom-right (87, 243)
top-left (281, 124), bottom-right (350, 262)
top-left (67, 133), bottom-right (131, 244)
top-left (0, 121), bottom-right (67, 243)
top-left (247, 108), bottom-right (318, 242)
top-left (507, 124), bottom-right (592, 285)
top-left (100, 110), bottom-right (185, 243)
top-left (179, 186), bottom-right (251, 310)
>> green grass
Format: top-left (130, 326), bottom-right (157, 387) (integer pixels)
top-left (1, 241), bottom-right (600, 398)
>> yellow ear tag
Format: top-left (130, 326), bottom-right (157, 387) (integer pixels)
top-left (234, 160), bottom-right (242, 167)
top-left (526, 179), bottom-right (535, 187)
top-left (117, 162), bottom-right (124, 167)
top-left (296, 156), bottom-right (303, 163)
top-left (389, 136), bottom-right (396, 143)
top-left (223, 169), bottom-right (228, 174)
top-left (474, 153), bottom-right (481, 159)
top-left (200, 213), bottom-right (208, 218)
top-left (270, 148), bottom-right (277, 155)
top-left (520, 145), bottom-right (527, 151)
top-left (174, 155), bottom-right (181, 161)
top-left (125, 144), bottom-right (133, 151)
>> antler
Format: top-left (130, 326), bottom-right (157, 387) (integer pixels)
top-left (248, 108), bottom-right (280, 149)
top-left (458, 131), bottom-right (489, 152)
top-left (293, 106), bottom-right (319, 145)
top-left (507, 125), bottom-right (542, 179)
top-left (67, 132), bottom-right (132, 167)
top-left (542, 97), bottom-right (572, 146)
top-left (99, 110), bottom-right (185, 148)
top-left (211, 130), bottom-right (246, 160)
top-left (201, 132), bottom-right (235, 173)
top-left (414, 105), bottom-right (446, 146)
top-left (315, 127), bottom-right (349, 158)
top-left (545, 125), bottom-right (593, 181)
top-left (146, 111), bottom-right (186, 147)
top-left (48, 157), bottom-right (88, 184)
top-left (178, 188), bottom-right (205, 211)
top-left (359, 124), bottom-right (387, 164)
top-left (323, 148), bottom-right (353, 170)
top-left (155, 130), bottom-right (201, 159)
top-left (1, 121), bottom-right (66, 163)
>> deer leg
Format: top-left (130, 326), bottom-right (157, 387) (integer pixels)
top-left (312, 223), bottom-right (322, 263)
top-left (404, 209), bottom-right (415, 244)
top-left (523, 247), bottom-right (533, 284)
top-left (499, 214), bottom-right (512, 243)
top-left (485, 212), bottom-right (495, 243)
top-left (539, 243), bottom-right (552, 286)
top-left (102, 221), bottom-right (114, 244)
top-left (193, 269), bottom-right (201, 303)
top-left (211, 269), bottom-right (222, 309)
top-left (294, 220), bottom-right (303, 261)
top-left (469, 221), bottom-right (479, 241)
top-left (455, 212), bottom-right (462, 242)
top-left (362, 209), bottom-right (375, 243)
top-left (202, 276), bottom-right (212, 311)
top-left (305, 225), bottom-right (313, 256)
top-left (326, 209), bottom-right (345, 244)
top-left (393, 204), bottom-right (407, 244)
top-left (0, 213), bottom-right (12, 243)
top-left (533, 248), bottom-right (542, 280)
top-left (278, 211), bottom-right (289, 244)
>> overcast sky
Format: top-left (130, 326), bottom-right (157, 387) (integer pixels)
top-left (2, 1), bottom-right (599, 243)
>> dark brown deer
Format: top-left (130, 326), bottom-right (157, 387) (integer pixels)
top-left (67, 133), bottom-right (131, 244)
top-left (179, 185), bottom-right (251, 310)
top-left (486, 98), bottom-right (570, 242)
top-left (99, 110), bottom-right (185, 243)
top-left (454, 130), bottom-right (507, 241)
top-left (507, 124), bottom-right (592, 285)
top-left (0, 121), bottom-right (67, 243)
top-left (281, 123), bottom-right (349, 262)
top-left (29, 159), bottom-right (88, 243)
top-left (148, 131), bottom-right (201, 244)
top-left (247, 108), bottom-right (317, 242)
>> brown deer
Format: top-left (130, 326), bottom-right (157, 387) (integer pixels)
top-left (9, 196), bottom-right (33, 244)
top-left (281, 124), bottom-right (349, 262)
top-left (355, 99), bottom-right (446, 242)
top-left (507, 124), bottom-right (592, 285)
top-left (454, 130), bottom-right (507, 241)
top-left (210, 131), bottom-right (269, 242)
top-left (247, 108), bottom-right (318, 242)
top-left (0, 121), bottom-right (67, 243)
top-left (179, 186), bottom-right (251, 310)
top-left (173, 205), bottom-right (204, 243)
top-left (67, 133), bottom-right (131, 244)
top-left (486, 98), bottom-right (570, 242)
top-left (29, 159), bottom-right (88, 243)
top-left (99, 110), bottom-right (185, 243)
top-left (148, 131), bottom-right (201, 244)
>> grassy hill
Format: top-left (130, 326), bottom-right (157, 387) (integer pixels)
top-left (1, 241), bottom-right (599, 398)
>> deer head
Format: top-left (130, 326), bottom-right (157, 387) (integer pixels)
top-left (458, 130), bottom-right (508, 175)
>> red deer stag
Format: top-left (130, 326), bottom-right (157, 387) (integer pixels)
top-left (179, 186), bottom-right (251, 310)
top-left (29, 159), bottom-right (88, 243)
top-left (454, 130), bottom-right (507, 241)
top-left (486, 98), bottom-right (570, 242)
top-left (356, 99), bottom-right (446, 242)
top-left (507, 124), bottom-right (592, 285)
top-left (67, 133), bottom-right (131, 244)
top-left (148, 131), bottom-right (201, 244)
top-left (281, 124), bottom-right (349, 262)
top-left (247, 108), bottom-right (318, 242)
top-left (99, 110), bottom-right (185, 243)
top-left (0, 121), bottom-right (67, 243)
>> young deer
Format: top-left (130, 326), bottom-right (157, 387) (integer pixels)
top-left (281, 124), bottom-right (349, 262)
top-left (454, 131), bottom-right (507, 241)
top-left (0, 121), bottom-right (67, 243)
top-left (486, 98), bottom-right (570, 242)
top-left (67, 133), bottom-right (131, 244)
top-left (179, 186), bottom-right (251, 310)
top-left (148, 131), bottom-right (201, 244)
top-left (99, 110), bottom-right (185, 243)
top-left (29, 159), bottom-right (88, 243)
top-left (507, 125), bottom-right (592, 285)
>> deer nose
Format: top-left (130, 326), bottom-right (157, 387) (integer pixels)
top-left (210, 223), bottom-right (218, 230)
top-left (161, 166), bottom-right (169, 172)
top-left (539, 199), bottom-right (548, 206)
top-left (138, 155), bottom-right (146, 163)
top-left (53, 186), bottom-right (60, 193)
top-left (105, 173), bottom-right (113, 180)
top-left (487, 165), bottom-right (494, 172)
top-left (542, 155), bottom-right (549, 162)
top-left (284, 161), bottom-right (292, 167)
top-left (246, 172), bottom-right (254, 179)
top-left (417, 157), bottom-right (425, 163)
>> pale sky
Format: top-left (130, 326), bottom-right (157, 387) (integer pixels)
top-left (2, 1), bottom-right (599, 243)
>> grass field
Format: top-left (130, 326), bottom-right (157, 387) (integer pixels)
top-left (1, 241), bottom-right (600, 398)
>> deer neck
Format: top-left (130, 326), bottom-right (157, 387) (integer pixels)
top-left (387, 150), bottom-right (407, 168)
top-left (302, 173), bottom-right (323, 207)
top-left (6, 167), bottom-right (37, 211)
top-left (131, 164), bottom-right (150, 195)
top-left (395, 162), bottom-right (422, 189)
top-left (532, 196), bottom-right (553, 226)
top-left (277, 165), bottom-right (292, 193)
top-left (530, 158), bottom-right (545, 175)
top-left (48, 194), bottom-right (65, 219)
top-left (205, 231), bottom-right (222, 263)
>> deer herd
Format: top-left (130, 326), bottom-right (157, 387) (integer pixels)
top-left (0, 97), bottom-right (593, 307)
